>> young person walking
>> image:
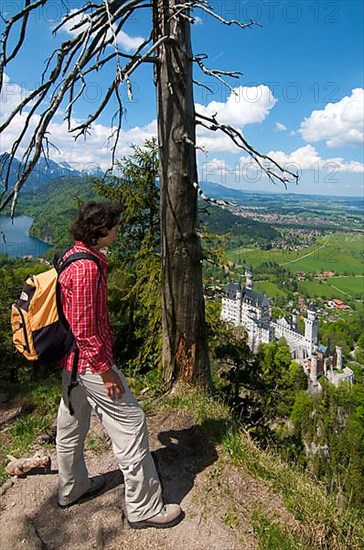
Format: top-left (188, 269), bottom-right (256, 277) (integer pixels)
top-left (56, 201), bottom-right (183, 529)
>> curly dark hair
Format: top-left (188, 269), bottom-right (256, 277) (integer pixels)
top-left (71, 201), bottom-right (122, 246)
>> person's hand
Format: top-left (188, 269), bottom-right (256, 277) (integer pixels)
top-left (100, 368), bottom-right (125, 400)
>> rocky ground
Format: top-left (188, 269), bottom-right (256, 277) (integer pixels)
top-left (0, 406), bottom-right (301, 550)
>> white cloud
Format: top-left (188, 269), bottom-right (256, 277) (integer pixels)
top-left (3, 72), bottom-right (362, 185)
top-left (264, 144), bottom-right (364, 173)
top-left (275, 122), bottom-right (287, 132)
top-left (193, 15), bottom-right (203, 25)
top-left (0, 73), bottom-right (156, 169)
top-left (199, 145), bottom-right (364, 186)
top-left (60, 9), bottom-right (144, 52)
top-left (0, 73), bottom-right (30, 118)
top-left (196, 85), bottom-right (277, 127)
top-left (195, 85), bottom-right (277, 153)
top-left (41, 119), bottom-right (157, 169)
top-left (117, 30), bottom-right (145, 51)
top-left (299, 88), bottom-right (364, 147)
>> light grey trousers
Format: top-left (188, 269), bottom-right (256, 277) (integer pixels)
top-left (56, 366), bottom-right (163, 522)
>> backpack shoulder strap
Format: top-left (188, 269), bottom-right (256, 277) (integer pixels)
top-left (57, 252), bottom-right (101, 275)
top-left (55, 251), bottom-right (102, 333)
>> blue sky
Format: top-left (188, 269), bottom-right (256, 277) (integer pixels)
top-left (1, 0), bottom-right (363, 196)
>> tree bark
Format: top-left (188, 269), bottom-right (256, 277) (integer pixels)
top-left (153, 0), bottom-right (211, 390)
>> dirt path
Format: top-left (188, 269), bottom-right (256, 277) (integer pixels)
top-left (0, 408), bottom-right (300, 550)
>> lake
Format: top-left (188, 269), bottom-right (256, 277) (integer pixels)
top-left (0, 216), bottom-right (51, 258)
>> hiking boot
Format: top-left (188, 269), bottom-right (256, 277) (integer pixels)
top-left (58, 474), bottom-right (106, 509)
top-left (128, 504), bottom-right (184, 529)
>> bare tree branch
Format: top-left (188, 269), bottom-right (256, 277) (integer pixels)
top-left (196, 112), bottom-right (299, 187)
top-left (0, 0), bottom-right (47, 89)
top-left (193, 181), bottom-right (235, 207)
top-left (0, 0), bottom-right (296, 216)
top-left (192, 1), bottom-right (263, 30)
top-left (195, 53), bottom-right (243, 94)
top-left (193, 79), bottom-right (214, 94)
top-left (0, 0), bottom-right (157, 212)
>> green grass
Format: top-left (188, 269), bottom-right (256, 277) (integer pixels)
top-left (85, 433), bottom-right (109, 455)
top-left (326, 234), bottom-right (363, 256)
top-left (252, 510), bottom-right (311, 550)
top-left (329, 277), bottom-right (364, 296)
top-left (0, 379), bottom-right (60, 484)
top-left (298, 277), bottom-right (364, 300)
top-left (228, 233), bottom-right (364, 276)
top-left (298, 280), bottom-right (339, 299)
top-left (255, 281), bottom-right (289, 298)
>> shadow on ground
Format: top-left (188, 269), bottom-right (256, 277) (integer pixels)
top-left (21, 418), bottom-right (228, 548)
top-left (152, 419), bottom-right (228, 505)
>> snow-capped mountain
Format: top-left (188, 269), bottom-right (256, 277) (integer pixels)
top-left (0, 154), bottom-right (104, 191)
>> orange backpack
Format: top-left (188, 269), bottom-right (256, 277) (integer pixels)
top-left (11, 253), bottom-right (99, 363)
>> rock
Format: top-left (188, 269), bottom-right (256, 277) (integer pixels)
top-left (94, 520), bottom-right (104, 549)
top-left (0, 478), bottom-right (14, 496)
top-left (36, 423), bottom-right (57, 445)
top-left (5, 450), bottom-right (51, 477)
top-left (0, 405), bottom-right (22, 426)
top-left (1, 517), bottom-right (45, 550)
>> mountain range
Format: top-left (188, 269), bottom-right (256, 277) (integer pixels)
top-left (1, 155), bottom-right (362, 213)
top-left (0, 154), bottom-right (103, 192)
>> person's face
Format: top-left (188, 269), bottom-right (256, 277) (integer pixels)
top-left (97, 224), bottom-right (119, 248)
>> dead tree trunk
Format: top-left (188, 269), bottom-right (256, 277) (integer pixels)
top-left (153, 0), bottom-right (211, 390)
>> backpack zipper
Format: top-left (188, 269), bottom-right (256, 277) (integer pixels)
top-left (13, 304), bottom-right (30, 353)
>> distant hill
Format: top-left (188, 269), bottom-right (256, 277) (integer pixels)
top-left (15, 173), bottom-right (278, 251)
top-left (199, 204), bottom-right (279, 245)
top-left (17, 176), bottom-right (101, 250)
top-left (198, 181), bottom-right (364, 210)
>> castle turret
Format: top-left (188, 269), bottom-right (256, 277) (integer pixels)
top-left (304, 306), bottom-right (318, 354)
top-left (245, 267), bottom-right (253, 290)
top-left (324, 357), bottom-right (330, 375)
top-left (292, 311), bottom-right (298, 331)
top-left (310, 354), bottom-right (318, 383)
top-left (335, 345), bottom-right (343, 369)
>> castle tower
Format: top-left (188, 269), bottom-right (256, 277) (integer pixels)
top-left (310, 354), bottom-right (318, 383)
top-left (324, 357), bottom-right (330, 375)
top-left (335, 345), bottom-right (343, 369)
top-left (292, 311), bottom-right (298, 331)
top-left (304, 306), bottom-right (318, 354)
top-left (245, 267), bottom-right (253, 290)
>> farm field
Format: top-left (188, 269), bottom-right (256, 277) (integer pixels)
top-left (327, 277), bottom-right (364, 296)
top-left (228, 233), bottom-right (364, 276)
top-left (297, 277), bottom-right (363, 301)
top-left (298, 280), bottom-right (339, 299)
top-left (325, 233), bottom-right (363, 257)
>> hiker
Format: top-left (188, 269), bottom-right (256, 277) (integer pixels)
top-left (56, 201), bottom-right (183, 529)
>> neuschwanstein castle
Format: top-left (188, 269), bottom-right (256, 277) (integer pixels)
top-left (221, 268), bottom-right (354, 387)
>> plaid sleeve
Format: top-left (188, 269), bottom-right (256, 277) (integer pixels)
top-left (69, 260), bottom-right (112, 373)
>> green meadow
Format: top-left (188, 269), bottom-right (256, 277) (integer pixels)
top-left (254, 281), bottom-right (289, 298)
top-left (228, 233), bottom-right (364, 276)
top-left (329, 276), bottom-right (364, 295)
top-left (298, 280), bottom-right (338, 299)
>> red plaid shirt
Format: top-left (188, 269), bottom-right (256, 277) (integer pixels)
top-left (58, 241), bottom-right (115, 374)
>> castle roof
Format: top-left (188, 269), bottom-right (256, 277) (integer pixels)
top-left (225, 282), bottom-right (242, 300)
top-left (243, 287), bottom-right (269, 308)
top-left (224, 283), bottom-right (269, 308)
top-left (277, 316), bottom-right (295, 329)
